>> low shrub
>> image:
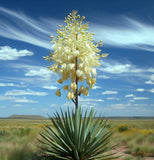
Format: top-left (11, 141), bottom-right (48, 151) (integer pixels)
top-left (0, 130), bottom-right (9, 137)
top-left (117, 125), bottom-right (129, 132)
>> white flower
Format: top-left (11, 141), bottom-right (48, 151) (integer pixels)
top-left (74, 50), bottom-right (79, 56)
top-left (61, 63), bottom-right (66, 69)
top-left (44, 11), bottom-right (108, 99)
top-left (91, 68), bottom-right (97, 76)
top-left (76, 70), bottom-right (83, 77)
top-left (70, 82), bottom-right (77, 91)
top-left (67, 91), bottom-right (74, 99)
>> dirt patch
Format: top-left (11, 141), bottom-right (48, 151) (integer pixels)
top-left (113, 146), bottom-right (154, 160)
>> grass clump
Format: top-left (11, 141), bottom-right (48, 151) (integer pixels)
top-left (12, 128), bottom-right (31, 137)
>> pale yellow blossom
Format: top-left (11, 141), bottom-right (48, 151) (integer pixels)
top-left (67, 91), bottom-right (74, 99)
top-left (70, 82), bottom-right (77, 91)
top-left (44, 11), bottom-right (107, 99)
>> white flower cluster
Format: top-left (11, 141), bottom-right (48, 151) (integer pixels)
top-left (44, 11), bottom-right (108, 100)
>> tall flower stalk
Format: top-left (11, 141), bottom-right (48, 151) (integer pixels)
top-left (39, 11), bottom-right (117, 160)
top-left (44, 11), bottom-right (108, 109)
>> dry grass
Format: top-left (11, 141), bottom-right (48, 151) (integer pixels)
top-left (0, 118), bottom-right (154, 160)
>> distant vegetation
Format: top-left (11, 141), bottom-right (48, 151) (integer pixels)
top-left (6, 115), bottom-right (154, 119)
top-left (8, 115), bottom-right (45, 119)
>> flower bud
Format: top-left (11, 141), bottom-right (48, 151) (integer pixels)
top-left (67, 91), bottom-right (74, 100)
top-left (85, 87), bottom-right (89, 96)
top-left (63, 85), bottom-right (69, 91)
top-left (57, 79), bottom-right (63, 84)
top-left (79, 85), bottom-right (84, 93)
top-left (55, 90), bottom-right (61, 97)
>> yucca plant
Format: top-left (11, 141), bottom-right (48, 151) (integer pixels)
top-left (38, 107), bottom-right (117, 160)
top-left (39, 11), bottom-right (118, 160)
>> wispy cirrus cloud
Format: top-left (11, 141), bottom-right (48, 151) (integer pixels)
top-left (92, 17), bottom-right (154, 52)
top-left (99, 61), bottom-right (154, 75)
top-left (1, 7), bottom-right (154, 52)
top-left (0, 7), bottom-right (59, 49)
top-left (0, 82), bottom-right (25, 87)
top-left (0, 46), bottom-right (33, 60)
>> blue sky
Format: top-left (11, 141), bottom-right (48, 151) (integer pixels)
top-left (0, 0), bottom-right (154, 117)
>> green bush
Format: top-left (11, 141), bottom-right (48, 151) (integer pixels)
top-left (118, 125), bottom-right (129, 132)
top-left (0, 130), bottom-right (9, 137)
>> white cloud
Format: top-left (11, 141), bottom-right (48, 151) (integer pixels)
top-left (92, 85), bottom-right (102, 89)
top-left (5, 89), bottom-right (48, 96)
top-left (13, 104), bottom-right (23, 107)
top-left (129, 99), bottom-right (135, 102)
top-left (99, 61), bottom-right (154, 75)
top-left (10, 64), bottom-right (58, 84)
top-left (106, 97), bottom-right (119, 100)
top-left (79, 97), bottom-right (104, 102)
top-left (150, 74), bottom-right (154, 81)
top-left (92, 17), bottom-right (154, 52)
top-left (97, 75), bottom-right (110, 79)
top-left (0, 95), bottom-right (16, 101)
top-left (145, 80), bottom-right (154, 85)
top-left (149, 88), bottom-right (154, 93)
top-left (0, 83), bottom-right (17, 87)
top-left (133, 97), bottom-right (149, 100)
top-left (110, 103), bottom-right (131, 109)
top-left (42, 85), bottom-right (58, 90)
top-left (50, 104), bottom-right (58, 107)
top-left (0, 82), bottom-right (25, 87)
top-left (125, 94), bottom-right (135, 97)
top-left (13, 97), bottom-right (38, 103)
top-left (145, 74), bottom-right (154, 84)
top-left (1, 7), bottom-right (154, 52)
top-left (136, 88), bottom-right (145, 92)
top-left (0, 46), bottom-right (33, 60)
top-left (0, 7), bottom-right (56, 49)
top-left (0, 95), bottom-right (38, 103)
top-left (102, 90), bottom-right (118, 95)
top-left (25, 68), bottom-right (55, 80)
